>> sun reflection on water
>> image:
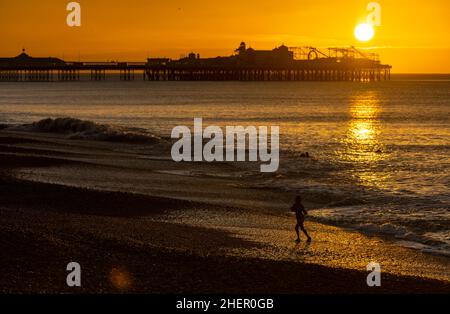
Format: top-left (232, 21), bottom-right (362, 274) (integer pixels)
top-left (341, 92), bottom-right (388, 188)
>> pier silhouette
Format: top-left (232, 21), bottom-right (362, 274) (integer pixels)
top-left (0, 44), bottom-right (391, 82)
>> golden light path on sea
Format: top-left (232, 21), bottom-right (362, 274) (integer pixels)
top-left (341, 91), bottom-right (389, 189)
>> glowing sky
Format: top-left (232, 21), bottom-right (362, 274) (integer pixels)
top-left (0, 0), bottom-right (448, 72)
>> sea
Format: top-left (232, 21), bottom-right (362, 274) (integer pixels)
top-left (0, 74), bottom-right (449, 256)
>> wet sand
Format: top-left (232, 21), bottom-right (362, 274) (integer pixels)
top-left (0, 130), bottom-right (449, 293)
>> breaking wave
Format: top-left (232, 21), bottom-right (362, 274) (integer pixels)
top-left (7, 118), bottom-right (162, 144)
top-left (310, 205), bottom-right (450, 257)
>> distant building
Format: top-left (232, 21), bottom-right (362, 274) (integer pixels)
top-left (148, 42), bottom-right (295, 67)
top-left (235, 43), bottom-right (294, 66)
top-left (0, 50), bottom-right (65, 68)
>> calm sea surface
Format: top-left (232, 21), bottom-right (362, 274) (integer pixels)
top-left (0, 75), bottom-right (449, 255)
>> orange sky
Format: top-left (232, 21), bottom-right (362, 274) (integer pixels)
top-left (0, 0), bottom-right (449, 73)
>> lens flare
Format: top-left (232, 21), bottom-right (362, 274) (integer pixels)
top-left (109, 267), bottom-right (132, 290)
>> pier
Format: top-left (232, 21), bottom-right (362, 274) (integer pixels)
top-left (0, 44), bottom-right (391, 82)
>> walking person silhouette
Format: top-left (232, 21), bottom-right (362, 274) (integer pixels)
top-left (291, 195), bottom-right (312, 243)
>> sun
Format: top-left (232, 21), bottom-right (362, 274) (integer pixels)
top-left (354, 23), bottom-right (375, 42)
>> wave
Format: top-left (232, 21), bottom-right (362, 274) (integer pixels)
top-left (310, 206), bottom-right (450, 257)
top-left (355, 223), bottom-right (450, 257)
top-left (6, 118), bottom-right (162, 144)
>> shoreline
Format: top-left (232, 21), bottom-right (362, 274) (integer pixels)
top-left (1, 176), bottom-right (449, 293)
top-left (0, 130), bottom-right (449, 293)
